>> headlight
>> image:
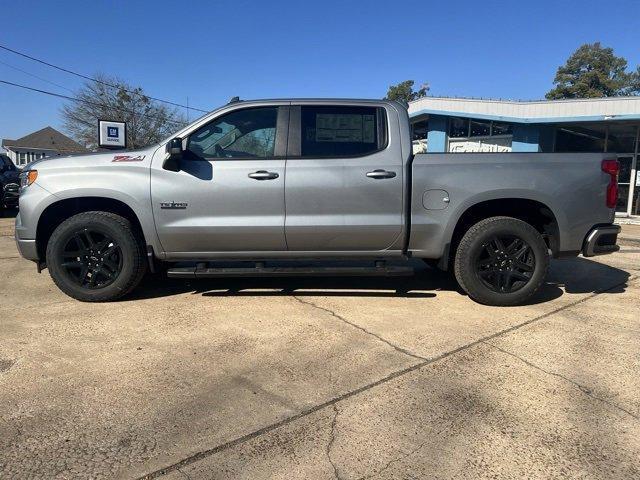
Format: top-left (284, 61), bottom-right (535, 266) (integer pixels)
top-left (19, 170), bottom-right (38, 188)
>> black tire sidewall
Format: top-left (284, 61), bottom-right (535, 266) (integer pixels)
top-left (455, 217), bottom-right (549, 306)
top-left (46, 213), bottom-right (143, 301)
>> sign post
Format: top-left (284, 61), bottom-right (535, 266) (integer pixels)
top-left (98, 120), bottom-right (127, 149)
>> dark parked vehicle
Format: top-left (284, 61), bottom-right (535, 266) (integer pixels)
top-left (1, 154), bottom-right (20, 210)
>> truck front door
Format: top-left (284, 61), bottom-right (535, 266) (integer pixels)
top-left (151, 105), bottom-right (288, 257)
top-left (284, 104), bottom-right (404, 252)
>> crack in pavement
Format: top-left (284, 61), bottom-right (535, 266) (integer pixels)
top-left (175, 467), bottom-right (191, 480)
top-left (355, 422), bottom-right (455, 480)
top-left (326, 404), bottom-right (341, 480)
top-left (292, 296), bottom-right (428, 361)
top-left (137, 275), bottom-right (637, 480)
top-left (482, 340), bottom-right (640, 421)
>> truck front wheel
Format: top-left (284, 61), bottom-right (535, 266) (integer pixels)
top-left (454, 216), bottom-right (549, 306)
top-left (46, 211), bottom-right (147, 302)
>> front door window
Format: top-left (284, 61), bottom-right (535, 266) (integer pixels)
top-left (187, 107), bottom-right (278, 159)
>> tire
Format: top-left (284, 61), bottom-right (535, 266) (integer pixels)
top-left (454, 216), bottom-right (549, 306)
top-left (46, 211), bottom-right (147, 302)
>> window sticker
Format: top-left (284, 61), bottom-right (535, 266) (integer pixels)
top-left (314, 114), bottom-right (375, 143)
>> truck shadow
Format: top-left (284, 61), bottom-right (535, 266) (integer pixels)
top-left (128, 257), bottom-right (630, 305)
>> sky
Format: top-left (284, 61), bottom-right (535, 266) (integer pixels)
top-left (1, 0), bottom-right (639, 140)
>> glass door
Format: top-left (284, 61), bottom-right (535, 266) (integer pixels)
top-left (617, 155), bottom-right (633, 214)
top-left (630, 155), bottom-right (639, 216)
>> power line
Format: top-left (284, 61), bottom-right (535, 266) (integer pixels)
top-left (0, 79), bottom-right (189, 127)
top-left (0, 44), bottom-right (209, 113)
top-left (0, 59), bottom-right (75, 93)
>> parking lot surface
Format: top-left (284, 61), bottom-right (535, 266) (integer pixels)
top-left (1, 215), bottom-right (639, 479)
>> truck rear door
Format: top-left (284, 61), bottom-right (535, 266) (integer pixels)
top-left (284, 103), bottom-right (404, 252)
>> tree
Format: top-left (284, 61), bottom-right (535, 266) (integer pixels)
top-left (62, 74), bottom-right (188, 150)
top-left (384, 80), bottom-right (429, 104)
top-left (545, 42), bottom-right (639, 99)
top-left (625, 66), bottom-right (640, 96)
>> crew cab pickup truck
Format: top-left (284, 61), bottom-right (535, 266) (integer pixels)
top-left (15, 98), bottom-right (621, 305)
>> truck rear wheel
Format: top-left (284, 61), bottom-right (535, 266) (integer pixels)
top-left (454, 216), bottom-right (549, 306)
top-left (46, 211), bottom-right (147, 302)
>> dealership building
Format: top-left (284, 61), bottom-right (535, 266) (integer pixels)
top-left (408, 96), bottom-right (640, 218)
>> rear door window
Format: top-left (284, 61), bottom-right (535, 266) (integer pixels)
top-left (300, 106), bottom-right (385, 158)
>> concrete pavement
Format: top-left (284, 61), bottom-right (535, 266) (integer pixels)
top-left (0, 216), bottom-right (638, 479)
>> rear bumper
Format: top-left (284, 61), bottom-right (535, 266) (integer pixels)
top-left (582, 224), bottom-right (621, 257)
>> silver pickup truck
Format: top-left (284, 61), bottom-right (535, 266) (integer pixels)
top-left (15, 98), bottom-right (621, 305)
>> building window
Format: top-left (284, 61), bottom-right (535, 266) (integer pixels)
top-left (411, 120), bottom-right (428, 141)
top-left (449, 117), bottom-right (514, 139)
top-left (554, 124), bottom-right (607, 152)
top-left (447, 117), bottom-right (514, 153)
top-left (411, 120), bottom-right (429, 154)
top-left (607, 124), bottom-right (638, 154)
top-left (449, 118), bottom-right (469, 138)
top-left (18, 152), bottom-right (26, 165)
top-left (470, 120), bottom-right (491, 137)
top-left (491, 122), bottom-right (513, 136)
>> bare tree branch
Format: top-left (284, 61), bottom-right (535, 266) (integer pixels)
top-left (60, 73), bottom-right (188, 150)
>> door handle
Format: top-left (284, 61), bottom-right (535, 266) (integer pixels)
top-left (248, 170), bottom-right (279, 180)
top-left (366, 169), bottom-right (396, 179)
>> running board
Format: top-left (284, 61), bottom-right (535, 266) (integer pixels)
top-left (167, 263), bottom-right (414, 279)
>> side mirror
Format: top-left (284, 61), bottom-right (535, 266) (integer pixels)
top-left (163, 138), bottom-right (184, 172)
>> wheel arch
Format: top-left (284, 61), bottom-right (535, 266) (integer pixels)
top-left (36, 197), bottom-right (146, 262)
top-left (440, 196), bottom-right (561, 270)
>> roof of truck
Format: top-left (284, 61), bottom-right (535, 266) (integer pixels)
top-left (226, 97), bottom-right (404, 105)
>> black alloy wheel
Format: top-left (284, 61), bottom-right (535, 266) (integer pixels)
top-left (60, 228), bottom-right (123, 289)
top-left (475, 235), bottom-right (535, 293)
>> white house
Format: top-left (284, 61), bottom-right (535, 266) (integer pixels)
top-left (2, 126), bottom-right (88, 167)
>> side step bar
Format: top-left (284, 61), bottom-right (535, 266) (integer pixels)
top-left (167, 263), bottom-right (414, 279)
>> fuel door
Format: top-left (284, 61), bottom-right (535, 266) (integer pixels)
top-left (423, 189), bottom-right (450, 210)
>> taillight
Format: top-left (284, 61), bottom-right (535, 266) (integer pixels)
top-left (601, 159), bottom-right (619, 209)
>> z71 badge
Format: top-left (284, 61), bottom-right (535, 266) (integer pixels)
top-left (112, 155), bottom-right (145, 162)
top-left (160, 201), bottom-right (188, 209)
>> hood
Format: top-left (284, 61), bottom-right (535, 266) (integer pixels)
top-left (24, 147), bottom-right (158, 172)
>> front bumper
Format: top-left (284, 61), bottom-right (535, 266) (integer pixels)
top-left (15, 237), bottom-right (39, 261)
top-left (14, 212), bottom-right (39, 261)
top-left (582, 224), bottom-right (621, 257)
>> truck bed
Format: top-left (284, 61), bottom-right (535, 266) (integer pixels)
top-left (408, 152), bottom-right (614, 259)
